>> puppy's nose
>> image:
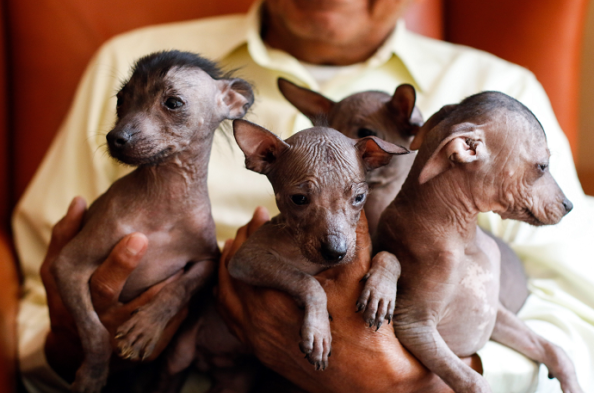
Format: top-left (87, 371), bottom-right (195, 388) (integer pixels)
top-left (562, 199), bottom-right (573, 213)
top-left (106, 129), bottom-right (132, 149)
top-left (320, 240), bottom-right (347, 262)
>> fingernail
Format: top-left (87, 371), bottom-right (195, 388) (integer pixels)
top-left (126, 235), bottom-right (145, 256)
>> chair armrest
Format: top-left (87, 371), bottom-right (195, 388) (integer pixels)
top-left (0, 229), bottom-right (20, 393)
top-left (578, 169), bottom-right (594, 196)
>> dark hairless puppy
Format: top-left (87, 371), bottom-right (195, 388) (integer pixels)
top-left (375, 92), bottom-right (583, 392)
top-left (277, 78), bottom-right (528, 313)
top-left (229, 120), bottom-right (409, 370)
top-left (50, 50), bottom-right (254, 393)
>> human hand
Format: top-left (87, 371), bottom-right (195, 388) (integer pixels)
top-left (41, 197), bottom-right (187, 382)
top-left (217, 209), bottom-right (482, 393)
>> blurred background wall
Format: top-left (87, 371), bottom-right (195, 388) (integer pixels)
top-left (579, 0), bottom-right (594, 194)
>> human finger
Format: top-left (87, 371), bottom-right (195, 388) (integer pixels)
top-left (245, 206), bottom-right (270, 237)
top-left (90, 233), bottom-right (148, 313)
top-left (221, 206), bottom-right (270, 269)
top-left (220, 239), bottom-right (236, 269)
top-left (217, 207), bottom-right (271, 344)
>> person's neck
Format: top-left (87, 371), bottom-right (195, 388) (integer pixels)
top-left (261, 12), bottom-right (395, 65)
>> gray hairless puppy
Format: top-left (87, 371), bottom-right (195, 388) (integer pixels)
top-left (375, 92), bottom-right (583, 392)
top-left (277, 78), bottom-right (528, 313)
top-left (50, 51), bottom-right (254, 393)
top-left (228, 120), bottom-right (409, 370)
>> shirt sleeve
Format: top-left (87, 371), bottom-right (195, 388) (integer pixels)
top-left (13, 42), bottom-right (129, 392)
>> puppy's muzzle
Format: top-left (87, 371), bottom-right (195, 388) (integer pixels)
top-left (320, 237), bottom-right (347, 263)
top-left (107, 128), bottom-right (134, 151)
top-left (562, 199), bottom-right (573, 214)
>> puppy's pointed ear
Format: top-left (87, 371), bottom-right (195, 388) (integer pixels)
top-left (277, 78), bottom-right (335, 125)
top-left (418, 124), bottom-right (485, 184)
top-left (356, 136), bottom-right (410, 171)
top-left (388, 84), bottom-right (424, 137)
top-left (389, 84), bottom-right (415, 120)
top-left (410, 104), bottom-right (457, 151)
top-left (233, 119), bottom-right (289, 174)
top-left (217, 78), bottom-right (255, 119)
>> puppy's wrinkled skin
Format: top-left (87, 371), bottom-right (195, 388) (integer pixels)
top-left (375, 92), bottom-right (582, 393)
top-left (50, 51), bottom-right (254, 393)
top-left (229, 120), bottom-right (408, 371)
top-left (278, 79), bottom-right (528, 313)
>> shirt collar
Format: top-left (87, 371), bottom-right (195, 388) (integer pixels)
top-left (388, 21), bottom-right (440, 93)
top-left (375, 20), bottom-right (426, 91)
top-left (221, 0), bottom-right (433, 92)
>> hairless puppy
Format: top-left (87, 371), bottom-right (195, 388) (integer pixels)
top-left (50, 51), bottom-right (254, 393)
top-left (228, 120), bottom-right (409, 370)
top-left (277, 78), bottom-right (528, 313)
top-left (277, 78), bottom-right (421, 234)
top-left (375, 92), bottom-right (583, 392)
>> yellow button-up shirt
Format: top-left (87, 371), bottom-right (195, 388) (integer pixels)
top-left (13, 2), bottom-right (594, 392)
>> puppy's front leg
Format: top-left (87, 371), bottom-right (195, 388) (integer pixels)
top-left (115, 258), bottom-right (217, 361)
top-left (51, 238), bottom-right (112, 393)
top-left (357, 251), bottom-right (400, 330)
top-left (229, 251), bottom-right (332, 371)
top-left (491, 303), bottom-right (583, 393)
top-left (394, 317), bottom-right (490, 393)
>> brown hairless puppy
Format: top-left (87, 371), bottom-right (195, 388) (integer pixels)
top-left (50, 51), bottom-right (254, 393)
top-left (228, 120), bottom-right (409, 370)
top-left (277, 78), bottom-right (528, 313)
top-left (217, 208), bottom-right (483, 393)
top-left (375, 92), bottom-right (583, 392)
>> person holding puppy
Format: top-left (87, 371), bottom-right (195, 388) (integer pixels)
top-left (14, 0), bottom-right (594, 392)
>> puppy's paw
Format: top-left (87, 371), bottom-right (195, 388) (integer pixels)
top-left (469, 378), bottom-right (492, 393)
top-left (356, 261), bottom-right (398, 331)
top-left (552, 366), bottom-right (584, 393)
top-left (559, 381), bottom-right (584, 393)
top-left (545, 345), bottom-right (584, 393)
top-left (115, 307), bottom-right (165, 361)
top-left (299, 311), bottom-right (332, 371)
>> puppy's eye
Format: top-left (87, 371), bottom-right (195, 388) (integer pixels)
top-left (164, 97), bottom-right (184, 110)
top-left (537, 163), bottom-right (548, 172)
top-left (291, 194), bottom-right (309, 206)
top-left (357, 128), bottom-right (377, 138)
top-left (354, 193), bottom-right (366, 204)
